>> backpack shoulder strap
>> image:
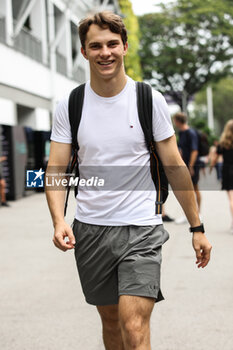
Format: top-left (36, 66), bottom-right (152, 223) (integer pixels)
top-left (136, 81), bottom-right (168, 215)
top-left (136, 82), bottom-right (154, 150)
top-left (68, 83), bottom-right (86, 151)
top-left (64, 83), bottom-right (85, 217)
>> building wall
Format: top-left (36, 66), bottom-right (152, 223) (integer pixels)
top-left (0, 98), bottom-right (17, 125)
top-left (0, 43), bottom-right (51, 98)
top-left (0, 0), bottom-right (119, 129)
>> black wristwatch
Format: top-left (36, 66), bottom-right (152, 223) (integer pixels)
top-left (189, 223), bottom-right (205, 233)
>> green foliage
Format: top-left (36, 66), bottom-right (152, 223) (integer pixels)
top-left (194, 76), bottom-right (233, 134)
top-left (119, 0), bottom-right (142, 81)
top-left (138, 0), bottom-right (233, 110)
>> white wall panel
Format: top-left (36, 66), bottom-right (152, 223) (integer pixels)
top-left (0, 98), bottom-right (16, 125)
top-left (35, 108), bottom-right (50, 131)
top-left (0, 43), bottom-right (51, 98)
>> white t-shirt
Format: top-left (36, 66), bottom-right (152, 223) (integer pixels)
top-left (51, 77), bottom-right (174, 226)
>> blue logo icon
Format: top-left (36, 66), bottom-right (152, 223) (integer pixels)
top-left (26, 169), bottom-right (45, 188)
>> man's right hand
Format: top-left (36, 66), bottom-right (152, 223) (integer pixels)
top-left (53, 222), bottom-right (76, 252)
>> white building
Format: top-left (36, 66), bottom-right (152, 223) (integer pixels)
top-left (0, 0), bottom-right (120, 130)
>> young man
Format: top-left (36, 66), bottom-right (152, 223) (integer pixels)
top-left (46, 11), bottom-right (212, 350)
top-left (173, 113), bottom-right (202, 224)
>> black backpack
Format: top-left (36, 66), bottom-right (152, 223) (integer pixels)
top-left (64, 82), bottom-right (168, 216)
top-left (195, 130), bottom-right (209, 157)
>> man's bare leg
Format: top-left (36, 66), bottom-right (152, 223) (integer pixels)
top-left (0, 179), bottom-right (6, 203)
top-left (119, 295), bottom-right (155, 350)
top-left (227, 190), bottom-right (233, 230)
top-left (97, 304), bottom-right (124, 350)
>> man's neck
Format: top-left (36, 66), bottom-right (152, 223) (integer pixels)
top-left (90, 72), bottom-right (128, 97)
top-left (180, 124), bottom-right (189, 131)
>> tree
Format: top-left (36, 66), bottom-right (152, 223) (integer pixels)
top-left (193, 76), bottom-right (233, 133)
top-left (138, 0), bottom-right (233, 111)
top-left (119, 0), bottom-right (142, 81)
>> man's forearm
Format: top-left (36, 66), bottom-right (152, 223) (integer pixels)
top-left (189, 150), bottom-right (198, 167)
top-left (45, 165), bottom-right (68, 227)
top-left (46, 189), bottom-right (66, 227)
top-left (165, 165), bottom-right (200, 226)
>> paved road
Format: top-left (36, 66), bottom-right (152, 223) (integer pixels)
top-left (0, 182), bottom-right (233, 350)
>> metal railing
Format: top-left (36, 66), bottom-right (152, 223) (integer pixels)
top-left (14, 25), bottom-right (42, 63)
top-left (0, 16), bottom-right (86, 82)
top-left (56, 51), bottom-right (67, 76)
top-left (0, 17), bottom-right (6, 44)
top-left (0, 17), bottom-right (43, 64)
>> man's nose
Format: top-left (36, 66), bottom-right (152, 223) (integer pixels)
top-left (100, 45), bottom-right (111, 57)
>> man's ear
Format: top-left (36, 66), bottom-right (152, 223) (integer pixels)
top-left (81, 47), bottom-right (88, 60)
top-left (123, 42), bottom-right (128, 56)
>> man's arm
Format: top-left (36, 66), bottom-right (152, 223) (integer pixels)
top-left (189, 150), bottom-right (198, 176)
top-left (156, 135), bottom-right (212, 268)
top-left (209, 152), bottom-right (219, 173)
top-left (45, 141), bottom-right (75, 252)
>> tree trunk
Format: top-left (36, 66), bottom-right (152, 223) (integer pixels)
top-left (182, 90), bottom-right (188, 115)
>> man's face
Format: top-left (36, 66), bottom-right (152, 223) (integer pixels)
top-left (173, 118), bottom-right (182, 130)
top-left (81, 24), bottom-right (128, 80)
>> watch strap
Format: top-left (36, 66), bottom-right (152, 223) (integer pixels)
top-left (189, 223), bottom-right (205, 233)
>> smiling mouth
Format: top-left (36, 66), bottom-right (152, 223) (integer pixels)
top-left (98, 60), bottom-right (115, 66)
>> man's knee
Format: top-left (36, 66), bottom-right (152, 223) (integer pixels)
top-left (119, 296), bottom-right (153, 348)
top-left (97, 305), bottom-right (120, 331)
top-left (120, 316), bottom-right (145, 348)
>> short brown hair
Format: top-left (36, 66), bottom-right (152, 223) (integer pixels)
top-left (78, 11), bottom-right (128, 49)
top-left (173, 112), bottom-right (187, 124)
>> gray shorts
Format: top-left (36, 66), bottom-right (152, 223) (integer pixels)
top-left (72, 219), bottom-right (169, 306)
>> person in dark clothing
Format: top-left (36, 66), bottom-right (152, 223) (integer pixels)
top-left (210, 119), bottom-right (233, 233)
top-left (173, 113), bottom-right (201, 223)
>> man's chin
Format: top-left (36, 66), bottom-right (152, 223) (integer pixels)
top-left (98, 70), bottom-right (116, 79)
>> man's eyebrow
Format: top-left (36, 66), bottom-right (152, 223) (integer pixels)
top-left (88, 41), bottom-right (101, 46)
top-left (88, 39), bottom-right (121, 46)
top-left (108, 39), bottom-right (120, 43)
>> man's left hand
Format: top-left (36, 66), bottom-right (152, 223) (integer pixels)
top-left (192, 233), bottom-right (212, 268)
top-left (189, 165), bottom-right (195, 177)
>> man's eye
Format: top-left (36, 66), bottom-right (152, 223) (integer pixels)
top-left (109, 43), bottom-right (117, 47)
top-left (90, 45), bottom-right (100, 49)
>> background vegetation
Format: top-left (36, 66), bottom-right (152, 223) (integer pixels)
top-left (119, 0), bottom-right (142, 80)
top-left (193, 76), bottom-right (233, 134)
top-left (138, 0), bottom-right (233, 115)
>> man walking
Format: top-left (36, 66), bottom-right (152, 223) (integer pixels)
top-left (46, 11), bottom-right (212, 350)
top-left (173, 112), bottom-right (202, 224)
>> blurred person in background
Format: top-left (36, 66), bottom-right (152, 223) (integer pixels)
top-left (208, 138), bottom-right (223, 181)
top-left (0, 156), bottom-right (10, 207)
top-left (173, 112), bottom-right (201, 224)
top-left (210, 119), bottom-right (233, 233)
top-left (162, 205), bottom-right (174, 222)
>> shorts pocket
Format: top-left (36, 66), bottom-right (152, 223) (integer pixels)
top-left (110, 227), bottom-right (130, 256)
top-left (161, 227), bottom-right (170, 245)
top-left (149, 225), bottom-right (170, 247)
